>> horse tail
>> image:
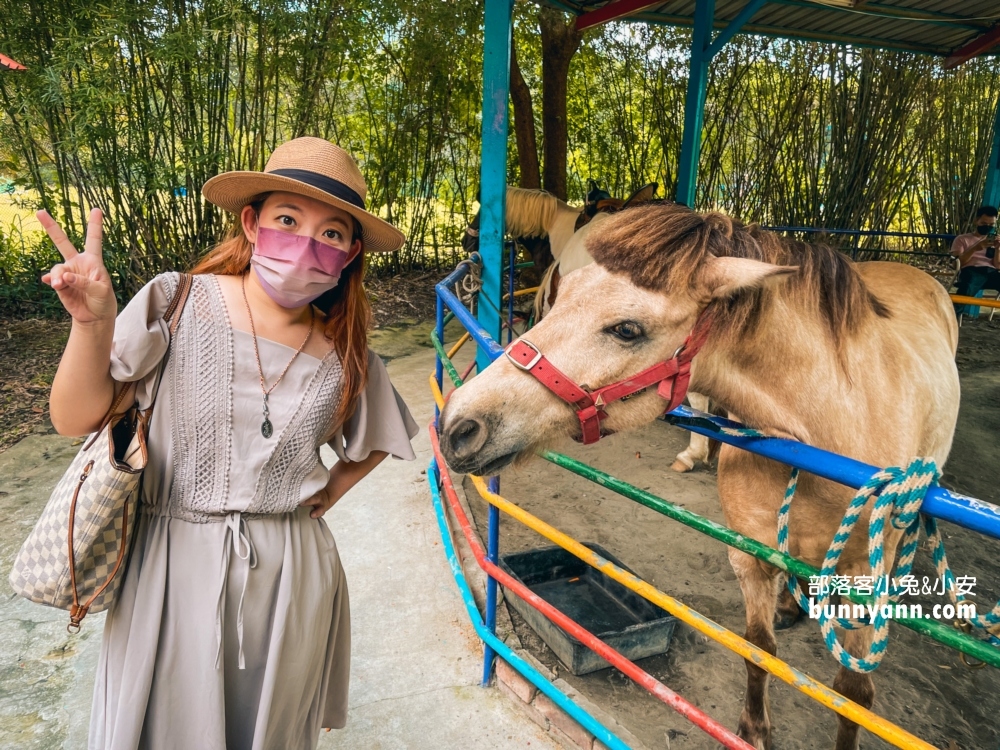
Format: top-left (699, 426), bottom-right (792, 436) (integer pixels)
top-left (504, 186), bottom-right (564, 238)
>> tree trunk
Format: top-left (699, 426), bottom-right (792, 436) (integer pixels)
top-left (539, 8), bottom-right (582, 200)
top-left (510, 38), bottom-right (541, 190)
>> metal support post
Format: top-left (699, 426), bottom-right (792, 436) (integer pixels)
top-left (434, 296), bottom-right (444, 422)
top-left (477, 0), bottom-right (513, 686)
top-left (676, 0), bottom-right (715, 207)
top-left (984, 96), bottom-right (1000, 208)
top-left (482, 478), bottom-right (501, 686)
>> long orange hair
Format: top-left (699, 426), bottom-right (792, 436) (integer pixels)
top-left (191, 198), bottom-right (372, 432)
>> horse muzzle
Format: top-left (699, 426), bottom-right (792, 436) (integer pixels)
top-left (437, 408), bottom-right (524, 476)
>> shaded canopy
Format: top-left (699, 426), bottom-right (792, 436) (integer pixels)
top-left (538, 1), bottom-right (999, 62)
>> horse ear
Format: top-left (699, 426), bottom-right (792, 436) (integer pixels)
top-left (700, 256), bottom-right (796, 300)
top-left (623, 182), bottom-right (659, 207)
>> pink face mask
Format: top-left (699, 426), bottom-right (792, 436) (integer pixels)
top-left (250, 226), bottom-right (357, 308)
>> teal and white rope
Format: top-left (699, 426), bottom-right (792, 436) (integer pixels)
top-left (922, 514), bottom-right (1000, 639)
top-left (778, 461), bottom-right (934, 672)
top-left (778, 458), bottom-right (1000, 672)
top-left (666, 414), bottom-right (1000, 670)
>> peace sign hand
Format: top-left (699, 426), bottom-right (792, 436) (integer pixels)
top-left (39, 208), bottom-right (117, 325)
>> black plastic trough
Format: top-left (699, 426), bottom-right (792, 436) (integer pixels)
top-left (499, 543), bottom-right (677, 675)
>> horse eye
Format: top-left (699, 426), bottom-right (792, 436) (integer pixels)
top-left (608, 321), bottom-right (644, 341)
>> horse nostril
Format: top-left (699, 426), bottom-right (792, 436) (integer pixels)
top-left (447, 417), bottom-right (488, 460)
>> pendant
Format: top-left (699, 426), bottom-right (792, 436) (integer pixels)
top-left (261, 392), bottom-right (272, 438)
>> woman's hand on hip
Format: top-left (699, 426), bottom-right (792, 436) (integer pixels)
top-left (302, 451), bottom-right (388, 519)
top-left (301, 486), bottom-right (341, 519)
top-left (39, 208), bottom-right (117, 325)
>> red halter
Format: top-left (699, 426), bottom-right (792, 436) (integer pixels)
top-left (504, 309), bottom-right (714, 445)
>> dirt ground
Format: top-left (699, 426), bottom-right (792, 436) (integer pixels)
top-left (462, 315), bottom-right (1000, 750)
top-left (0, 319), bottom-right (70, 451)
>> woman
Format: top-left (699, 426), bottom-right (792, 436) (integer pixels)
top-left (41, 137), bottom-right (418, 749)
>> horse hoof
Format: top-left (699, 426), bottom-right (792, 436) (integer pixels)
top-left (774, 613), bottom-right (797, 630)
top-left (737, 715), bottom-right (772, 750)
top-left (774, 608), bottom-right (804, 631)
top-left (671, 458), bottom-right (694, 473)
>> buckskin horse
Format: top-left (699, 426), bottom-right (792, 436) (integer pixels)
top-left (462, 181), bottom-right (621, 282)
top-left (438, 202), bottom-right (960, 750)
top-left (462, 183), bottom-right (723, 472)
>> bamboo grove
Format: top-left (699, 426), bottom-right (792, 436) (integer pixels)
top-left (0, 0), bottom-right (998, 313)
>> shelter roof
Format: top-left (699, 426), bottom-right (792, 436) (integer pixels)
top-left (535, 1), bottom-right (1000, 63)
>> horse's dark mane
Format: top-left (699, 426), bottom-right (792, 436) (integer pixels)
top-left (586, 202), bottom-right (890, 349)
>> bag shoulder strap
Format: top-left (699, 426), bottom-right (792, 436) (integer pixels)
top-left (69, 274), bottom-right (193, 628)
top-left (163, 272), bottom-right (193, 332)
top-left (92, 273), bottom-right (194, 434)
top-left (145, 272), bottom-right (192, 410)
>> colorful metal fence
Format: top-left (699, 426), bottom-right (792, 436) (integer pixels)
top-left (427, 255), bottom-right (1000, 750)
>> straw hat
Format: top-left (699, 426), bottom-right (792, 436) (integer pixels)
top-left (202, 137), bottom-right (406, 253)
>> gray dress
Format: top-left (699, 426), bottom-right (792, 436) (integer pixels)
top-left (89, 273), bottom-right (418, 750)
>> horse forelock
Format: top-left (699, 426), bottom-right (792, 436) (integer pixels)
top-left (586, 203), bottom-right (890, 351)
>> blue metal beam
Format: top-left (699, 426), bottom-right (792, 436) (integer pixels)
top-left (633, 11), bottom-right (953, 58)
top-left (984, 95), bottom-right (1000, 208)
top-left (707, 0), bottom-right (768, 58)
top-left (676, 0), bottom-right (716, 207)
top-left (435, 260), bottom-right (506, 362)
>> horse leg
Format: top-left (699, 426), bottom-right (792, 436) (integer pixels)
top-left (672, 392), bottom-right (712, 472)
top-left (831, 627), bottom-right (875, 750)
top-left (731, 549), bottom-right (780, 750)
top-left (774, 577), bottom-right (805, 630)
top-left (671, 432), bottom-right (711, 472)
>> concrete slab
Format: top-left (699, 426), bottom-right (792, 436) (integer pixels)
top-left (0, 342), bottom-right (554, 750)
top-left (319, 346), bottom-right (552, 748)
top-left (0, 433), bottom-right (102, 750)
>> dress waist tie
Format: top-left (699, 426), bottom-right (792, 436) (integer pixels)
top-left (215, 511), bottom-right (257, 670)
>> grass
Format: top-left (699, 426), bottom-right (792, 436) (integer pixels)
top-left (0, 190), bottom-right (43, 236)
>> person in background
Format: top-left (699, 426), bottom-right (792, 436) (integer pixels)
top-left (952, 204), bottom-right (1000, 315)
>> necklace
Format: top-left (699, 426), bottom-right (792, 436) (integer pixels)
top-left (241, 274), bottom-right (314, 438)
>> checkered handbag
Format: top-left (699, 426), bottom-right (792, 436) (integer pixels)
top-left (8, 273), bottom-right (192, 631)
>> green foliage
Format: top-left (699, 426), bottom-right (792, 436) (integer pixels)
top-left (0, 0), bottom-right (486, 300)
top-left (0, 225), bottom-right (63, 317)
top-left (561, 26), bottom-right (998, 245)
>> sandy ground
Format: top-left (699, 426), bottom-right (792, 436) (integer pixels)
top-left (460, 315), bottom-right (1000, 750)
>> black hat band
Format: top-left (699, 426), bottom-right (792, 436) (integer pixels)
top-left (269, 168), bottom-right (365, 210)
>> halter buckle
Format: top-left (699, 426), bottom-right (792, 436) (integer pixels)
top-left (506, 340), bottom-right (543, 371)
